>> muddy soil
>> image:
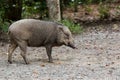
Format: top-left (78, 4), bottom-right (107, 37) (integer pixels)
top-left (0, 22), bottom-right (120, 80)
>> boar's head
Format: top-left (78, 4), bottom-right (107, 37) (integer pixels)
top-left (57, 25), bottom-right (77, 49)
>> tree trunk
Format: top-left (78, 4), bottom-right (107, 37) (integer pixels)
top-left (60, 0), bottom-right (63, 20)
top-left (46, 0), bottom-right (61, 21)
top-left (4, 0), bottom-right (22, 21)
top-left (74, 0), bottom-right (78, 12)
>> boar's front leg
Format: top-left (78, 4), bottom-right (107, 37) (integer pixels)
top-left (45, 45), bottom-right (53, 63)
top-left (18, 41), bottom-right (29, 64)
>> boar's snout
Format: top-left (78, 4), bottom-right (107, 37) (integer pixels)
top-left (67, 41), bottom-right (77, 49)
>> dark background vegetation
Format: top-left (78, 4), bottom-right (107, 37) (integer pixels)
top-left (0, 0), bottom-right (120, 33)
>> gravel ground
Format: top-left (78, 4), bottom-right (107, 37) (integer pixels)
top-left (0, 23), bottom-right (120, 80)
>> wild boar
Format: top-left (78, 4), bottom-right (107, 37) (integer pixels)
top-left (8, 19), bottom-right (76, 64)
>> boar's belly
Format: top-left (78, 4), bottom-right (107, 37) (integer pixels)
top-left (27, 35), bottom-right (46, 47)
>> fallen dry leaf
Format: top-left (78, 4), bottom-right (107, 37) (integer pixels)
top-left (40, 64), bottom-right (45, 67)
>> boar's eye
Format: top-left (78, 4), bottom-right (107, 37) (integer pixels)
top-left (64, 33), bottom-right (69, 39)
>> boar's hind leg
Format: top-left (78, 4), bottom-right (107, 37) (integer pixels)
top-left (8, 42), bottom-right (18, 64)
top-left (45, 45), bottom-right (53, 63)
top-left (18, 41), bottom-right (29, 64)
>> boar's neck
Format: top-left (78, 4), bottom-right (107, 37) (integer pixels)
top-left (43, 25), bottom-right (58, 46)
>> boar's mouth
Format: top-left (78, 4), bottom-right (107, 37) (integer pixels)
top-left (67, 43), bottom-right (77, 49)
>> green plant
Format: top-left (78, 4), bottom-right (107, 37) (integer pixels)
top-left (80, 0), bottom-right (104, 4)
top-left (115, 6), bottom-right (120, 16)
top-left (22, 1), bottom-right (48, 19)
top-left (117, 6), bottom-right (120, 9)
top-left (0, 19), bottom-right (10, 32)
top-left (84, 5), bottom-right (93, 13)
top-left (60, 19), bottom-right (82, 34)
top-left (98, 4), bottom-right (109, 19)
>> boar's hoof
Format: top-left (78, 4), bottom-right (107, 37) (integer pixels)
top-left (49, 61), bottom-right (53, 63)
top-left (48, 60), bottom-right (53, 63)
top-left (25, 61), bottom-right (30, 65)
top-left (8, 60), bottom-right (12, 64)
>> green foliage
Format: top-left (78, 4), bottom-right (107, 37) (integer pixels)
top-left (0, 20), bottom-right (10, 32)
top-left (0, 0), bottom-right (10, 32)
top-left (0, 9), bottom-right (4, 20)
top-left (84, 5), bottom-right (93, 13)
top-left (0, 0), bottom-right (6, 20)
top-left (117, 6), bottom-right (120, 9)
top-left (88, 0), bottom-right (93, 4)
top-left (60, 19), bottom-right (82, 34)
top-left (98, 4), bottom-right (109, 19)
top-left (66, 0), bottom-right (116, 6)
top-left (22, 0), bottom-right (48, 19)
top-left (79, 0), bottom-right (110, 4)
top-left (116, 6), bottom-right (120, 16)
top-left (69, 1), bottom-right (75, 7)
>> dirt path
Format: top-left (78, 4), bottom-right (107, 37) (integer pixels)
top-left (0, 23), bottom-right (120, 80)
